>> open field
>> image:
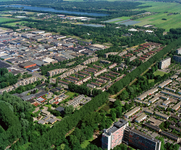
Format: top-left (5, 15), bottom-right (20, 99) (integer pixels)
top-left (104, 16), bottom-right (130, 23)
top-left (137, 1), bottom-right (181, 13)
top-left (0, 17), bottom-right (17, 23)
top-left (135, 13), bottom-right (181, 31)
top-left (3, 21), bottom-right (29, 26)
top-left (153, 70), bottom-right (167, 77)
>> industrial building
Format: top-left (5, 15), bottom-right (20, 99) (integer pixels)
top-left (102, 119), bottom-right (128, 150)
top-left (159, 57), bottom-right (171, 69)
top-left (19, 61), bottom-right (37, 69)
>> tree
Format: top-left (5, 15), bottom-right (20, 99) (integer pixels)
top-left (65, 105), bottom-right (74, 115)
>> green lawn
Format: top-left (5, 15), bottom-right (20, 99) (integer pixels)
top-left (153, 70), bottom-right (167, 77)
top-left (148, 79), bottom-right (155, 84)
top-left (65, 91), bottom-right (76, 97)
top-left (19, 142), bottom-right (31, 150)
top-left (0, 17), bottom-right (17, 23)
top-left (81, 137), bottom-right (94, 148)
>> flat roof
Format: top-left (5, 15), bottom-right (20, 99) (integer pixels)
top-left (125, 107), bottom-right (140, 117)
top-left (19, 61), bottom-right (36, 67)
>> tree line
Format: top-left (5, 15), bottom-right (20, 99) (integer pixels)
top-left (108, 36), bottom-right (181, 95)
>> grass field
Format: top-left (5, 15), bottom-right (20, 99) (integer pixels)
top-left (137, 1), bottom-right (181, 13)
top-left (4, 21), bottom-right (29, 27)
top-left (133, 1), bottom-right (181, 31)
top-left (153, 70), bottom-right (167, 76)
top-left (81, 137), bottom-right (94, 148)
top-left (0, 17), bottom-right (17, 23)
top-left (135, 13), bottom-right (181, 31)
top-left (104, 16), bottom-right (130, 23)
top-left (65, 91), bottom-right (76, 97)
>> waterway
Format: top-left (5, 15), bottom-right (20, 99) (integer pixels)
top-left (6, 4), bottom-right (108, 17)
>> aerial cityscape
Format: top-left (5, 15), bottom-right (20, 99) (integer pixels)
top-left (0, 0), bottom-right (181, 150)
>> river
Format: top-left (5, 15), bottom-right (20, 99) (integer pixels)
top-left (6, 4), bottom-right (108, 17)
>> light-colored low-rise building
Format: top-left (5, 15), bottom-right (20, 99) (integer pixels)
top-left (164, 87), bottom-right (176, 93)
top-left (149, 96), bottom-right (159, 103)
top-left (161, 90), bottom-right (181, 99)
top-left (158, 79), bottom-right (172, 88)
top-left (158, 104), bottom-right (167, 110)
top-left (124, 107), bottom-right (140, 118)
top-left (162, 99), bottom-right (171, 106)
top-left (135, 113), bottom-right (147, 123)
top-left (172, 101), bottom-right (181, 111)
top-left (155, 111), bottom-right (169, 120)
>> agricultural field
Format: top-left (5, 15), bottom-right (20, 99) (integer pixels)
top-left (136, 1), bottom-right (181, 13)
top-left (0, 17), bottom-right (17, 23)
top-left (132, 1), bottom-right (181, 31)
top-left (135, 13), bottom-right (181, 31)
top-left (104, 1), bottom-right (181, 31)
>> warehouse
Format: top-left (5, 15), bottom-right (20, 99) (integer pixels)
top-left (19, 61), bottom-right (36, 69)
top-left (124, 107), bottom-right (140, 118)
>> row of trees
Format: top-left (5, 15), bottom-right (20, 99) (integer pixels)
top-left (108, 36), bottom-right (181, 95)
top-left (26, 92), bottom-right (109, 150)
top-left (68, 83), bottom-right (102, 96)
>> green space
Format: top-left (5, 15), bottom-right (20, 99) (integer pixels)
top-left (148, 79), bottom-right (155, 84)
top-left (104, 16), bottom-right (131, 23)
top-left (0, 17), bottom-right (17, 23)
top-left (65, 91), bottom-right (76, 97)
top-left (153, 70), bottom-right (167, 77)
top-left (133, 1), bottom-right (181, 31)
top-left (135, 13), bottom-right (181, 31)
top-left (81, 137), bottom-right (94, 148)
top-left (137, 1), bottom-right (181, 13)
top-left (19, 142), bottom-right (31, 150)
top-left (4, 21), bottom-right (29, 27)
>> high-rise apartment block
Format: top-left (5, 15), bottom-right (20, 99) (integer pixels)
top-left (102, 119), bottom-right (128, 150)
top-left (159, 57), bottom-right (171, 69)
top-left (102, 120), bottom-right (161, 150)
